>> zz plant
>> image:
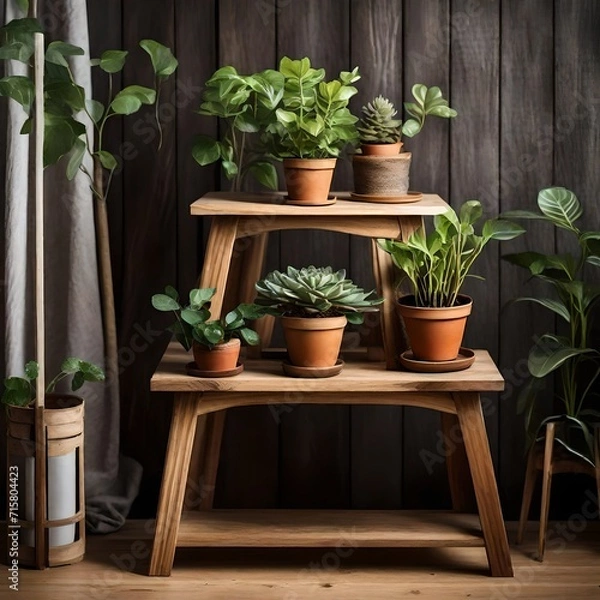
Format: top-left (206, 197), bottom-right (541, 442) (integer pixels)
top-left (503, 187), bottom-right (600, 463)
top-left (255, 266), bottom-right (383, 324)
top-left (378, 201), bottom-right (524, 307)
top-left (265, 57), bottom-right (361, 159)
top-left (2, 359), bottom-right (105, 407)
top-left (152, 286), bottom-right (263, 350)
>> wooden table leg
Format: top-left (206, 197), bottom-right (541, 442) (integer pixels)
top-left (454, 392), bottom-right (513, 577)
top-left (149, 393), bottom-right (201, 576)
top-left (199, 410), bottom-right (227, 510)
top-left (516, 443), bottom-right (538, 545)
top-left (538, 422), bottom-right (556, 561)
top-left (441, 412), bottom-right (476, 512)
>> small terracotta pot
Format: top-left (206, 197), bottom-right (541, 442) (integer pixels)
top-left (360, 142), bottom-right (403, 156)
top-left (396, 295), bottom-right (473, 361)
top-left (192, 338), bottom-right (241, 372)
top-left (283, 158), bottom-right (337, 204)
top-left (352, 152), bottom-right (412, 196)
top-left (281, 315), bottom-right (347, 367)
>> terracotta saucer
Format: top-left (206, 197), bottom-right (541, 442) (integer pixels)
top-left (282, 359), bottom-right (344, 378)
top-left (185, 362), bottom-right (244, 378)
top-left (399, 348), bottom-right (475, 373)
top-left (349, 191), bottom-right (423, 204)
top-left (285, 195), bottom-right (337, 206)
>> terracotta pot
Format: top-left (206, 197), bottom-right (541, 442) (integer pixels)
top-left (281, 315), bottom-right (347, 367)
top-left (192, 338), bottom-right (241, 372)
top-left (396, 295), bottom-right (473, 361)
top-left (283, 158), bottom-right (337, 205)
top-left (352, 152), bottom-right (412, 196)
top-left (360, 141), bottom-right (403, 156)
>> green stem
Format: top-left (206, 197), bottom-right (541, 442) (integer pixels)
top-left (154, 78), bottom-right (163, 150)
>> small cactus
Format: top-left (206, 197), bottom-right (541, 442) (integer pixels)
top-left (357, 96), bottom-right (402, 144)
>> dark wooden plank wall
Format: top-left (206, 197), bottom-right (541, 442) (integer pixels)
top-left (2, 0), bottom-right (598, 518)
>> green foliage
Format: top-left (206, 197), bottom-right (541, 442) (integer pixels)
top-left (152, 286), bottom-right (264, 350)
top-left (401, 84), bottom-right (457, 138)
top-left (2, 358), bottom-right (105, 408)
top-left (379, 200), bottom-right (524, 308)
top-left (264, 57), bottom-right (360, 159)
top-left (192, 65), bottom-right (282, 191)
top-left (357, 96), bottom-right (402, 144)
top-left (0, 17), bottom-right (177, 198)
top-left (255, 266), bottom-right (383, 325)
top-left (503, 187), bottom-right (600, 462)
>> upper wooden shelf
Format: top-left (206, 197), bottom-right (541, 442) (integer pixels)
top-left (190, 191), bottom-right (449, 217)
top-left (151, 344), bottom-right (504, 393)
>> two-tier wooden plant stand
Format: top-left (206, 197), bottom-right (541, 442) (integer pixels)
top-left (148, 192), bottom-right (513, 578)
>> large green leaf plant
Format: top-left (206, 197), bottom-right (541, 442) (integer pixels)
top-left (503, 187), bottom-right (600, 464)
top-left (378, 200), bottom-right (524, 307)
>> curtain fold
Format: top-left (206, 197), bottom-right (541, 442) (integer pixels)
top-left (3, 0), bottom-right (141, 533)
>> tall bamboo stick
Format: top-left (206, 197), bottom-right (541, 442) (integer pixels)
top-left (33, 31), bottom-right (47, 570)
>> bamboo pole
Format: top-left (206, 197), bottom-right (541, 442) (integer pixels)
top-left (33, 31), bottom-right (47, 570)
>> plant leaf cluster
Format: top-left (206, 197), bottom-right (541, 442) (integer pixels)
top-left (357, 95), bottom-right (402, 144)
top-left (152, 286), bottom-right (264, 350)
top-left (0, 17), bottom-right (177, 199)
top-left (2, 358), bottom-right (105, 407)
top-left (378, 200), bottom-right (524, 307)
top-left (255, 266), bottom-right (383, 324)
top-left (503, 187), bottom-right (600, 462)
top-left (401, 84), bottom-right (457, 138)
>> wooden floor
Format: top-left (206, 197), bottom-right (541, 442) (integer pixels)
top-left (9, 521), bottom-right (600, 599)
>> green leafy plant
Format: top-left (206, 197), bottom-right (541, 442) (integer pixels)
top-left (378, 200), bottom-right (524, 307)
top-left (255, 266), bottom-right (383, 324)
top-left (400, 84), bottom-right (457, 138)
top-left (357, 95), bottom-right (402, 144)
top-left (503, 187), bottom-right (600, 463)
top-left (2, 359), bottom-right (105, 407)
top-left (0, 16), bottom-right (178, 386)
top-left (264, 56), bottom-right (360, 159)
top-left (192, 66), bottom-right (283, 191)
top-left (151, 286), bottom-right (264, 350)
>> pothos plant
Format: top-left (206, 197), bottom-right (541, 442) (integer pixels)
top-left (192, 65), bottom-right (283, 191)
top-left (2, 358), bottom-right (105, 407)
top-left (0, 16), bottom-right (178, 383)
top-left (151, 286), bottom-right (264, 350)
top-left (503, 187), bottom-right (600, 464)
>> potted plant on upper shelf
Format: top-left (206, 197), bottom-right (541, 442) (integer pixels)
top-left (151, 286), bottom-right (264, 376)
top-left (263, 56), bottom-right (360, 205)
top-left (3, 358), bottom-right (104, 557)
top-left (502, 187), bottom-right (600, 464)
top-left (254, 266), bottom-right (382, 377)
top-left (378, 200), bottom-right (523, 366)
top-left (191, 65), bottom-right (283, 192)
top-left (352, 85), bottom-right (456, 202)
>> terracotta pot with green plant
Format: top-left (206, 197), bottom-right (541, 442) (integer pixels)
top-left (265, 57), bottom-right (360, 205)
top-left (255, 266), bottom-right (382, 374)
top-left (151, 286), bottom-right (264, 375)
top-left (378, 200), bottom-right (524, 363)
top-left (352, 86), bottom-right (456, 201)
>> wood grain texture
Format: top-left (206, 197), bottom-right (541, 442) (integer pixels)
top-left (118, 0), bottom-right (178, 518)
top-left (211, 0), bottom-right (280, 510)
top-left (277, 0), bottom-right (352, 510)
top-left (401, 0), bottom-right (453, 511)
top-left (498, 0), bottom-right (555, 520)
top-left (450, 0), bottom-right (501, 473)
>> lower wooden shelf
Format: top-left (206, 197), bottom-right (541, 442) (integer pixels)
top-left (177, 509), bottom-right (484, 548)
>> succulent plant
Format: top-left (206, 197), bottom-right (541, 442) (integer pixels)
top-left (152, 286), bottom-right (264, 350)
top-left (357, 96), bottom-right (402, 144)
top-left (255, 266), bottom-right (383, 324)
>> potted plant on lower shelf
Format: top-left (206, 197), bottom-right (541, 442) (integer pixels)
top-left (254, 266), bottom-right (383, 377)
top-left (378, 200), bottom-right (523, 366)
top-left (352, 86), bottom-right (456, 201)
top-left (503, 187), bottom-right (600, 463)
top-left (3, 358), bottom-right (104, 559)
top-left (151, 286), bottom-right (264, 376)
top-left (264, 57), bottom-right (360, 205)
